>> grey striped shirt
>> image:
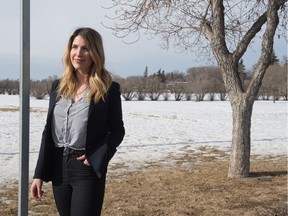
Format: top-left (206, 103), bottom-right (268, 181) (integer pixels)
top-left (52, 88), bottom-right (90, 150)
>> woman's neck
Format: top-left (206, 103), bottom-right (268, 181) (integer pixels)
top-left (76, 70), bottom-right (89, 86)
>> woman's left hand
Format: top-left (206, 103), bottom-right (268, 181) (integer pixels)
top-left (76, 154), bottom-right (90, 166)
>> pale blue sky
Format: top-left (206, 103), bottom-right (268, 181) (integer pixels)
top-left (0, 0), bottom-right (287, 80)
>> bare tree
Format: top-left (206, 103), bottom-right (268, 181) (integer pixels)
top-left (186, 66), bottom-right (224, 101)
top-left (134, 76), bottom-right (147, 100)
top-left (165, 70), bottom-right (186, 101)
top-left (5, 79), bottom-right (19, 95)
top-left (187, 66), bottom-right (227, 100)
top-left (210, 67), bottom-right (228, 101)
top-left (0, 79), bottom-right (8, 94)
top-left (31, 80), bottom-right (47, 99)
top-left (146, 76), bottom-right (164, 100)
top-left (260, 64), bottom-right (288, 101)
top-left (118, 76), bottom-right (137, 101)
top-left (183, 83), bottom-right (193, 101)
top-left (169, 82), bottom-right (187, 101)
top-left (104, 0), bottom-right (287, 178)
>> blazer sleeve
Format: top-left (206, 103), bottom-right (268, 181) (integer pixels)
top-left (86, 82), bottom-right (125, 178)
top-left (33, 79), bottom-right (60, 181)
top-left (107, 82), bottom-right (125, 156)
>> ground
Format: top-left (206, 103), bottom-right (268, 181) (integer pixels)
top-left (0, 149), bottom-right (287, 216)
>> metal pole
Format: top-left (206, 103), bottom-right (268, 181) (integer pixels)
top-left (19, 0), bottom-right (30, 215)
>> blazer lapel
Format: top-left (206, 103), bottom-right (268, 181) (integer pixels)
top-left (47, 80), bottom-right (60, 119)
top-left (88, 99), bottom-right (96, 118)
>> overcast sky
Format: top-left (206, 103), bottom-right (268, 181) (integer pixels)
top-left (0, 0), bottom-right (287, 80)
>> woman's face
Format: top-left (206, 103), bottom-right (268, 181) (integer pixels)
top-left (70, 35), bottom-right (93, 74)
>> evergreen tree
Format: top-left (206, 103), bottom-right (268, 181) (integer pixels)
top-left (143, 66), bottom-right (148, 78)
top-left (238, 59), bottom-right (246, 80)
top-left (270, 49), bottom-right (279, 65)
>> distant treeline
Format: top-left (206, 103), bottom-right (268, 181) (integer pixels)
top-left (0, 63), bottom-right (287, 101)
top-left (0, 75), bottom-right (57, 99)
top-left (114, 63), bottom-right (287, 102)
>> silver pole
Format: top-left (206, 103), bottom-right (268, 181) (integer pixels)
top-left (19, 0), bottom-right (30, 215)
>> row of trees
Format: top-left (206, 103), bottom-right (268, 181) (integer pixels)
top-left (115, 61), bottom-right (287, 101)
top-left (0, 62), bottom-right (286, 101)
top-left (0, 75), bottom-right (57, 99)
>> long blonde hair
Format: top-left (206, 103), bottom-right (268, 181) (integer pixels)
top-left (58, 27), bottom-right (112, 103)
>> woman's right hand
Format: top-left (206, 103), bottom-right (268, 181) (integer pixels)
top-left (30, 178), bottom-right (44, 200)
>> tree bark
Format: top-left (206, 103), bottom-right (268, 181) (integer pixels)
top-left (228, 95), bottom-right (254, 177)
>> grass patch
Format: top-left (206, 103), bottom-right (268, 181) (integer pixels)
top-left (0, 151), bottom-right (286, 216)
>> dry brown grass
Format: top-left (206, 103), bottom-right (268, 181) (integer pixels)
top-left (0, 107), bottom-right (47, 112)
top-left (0, 150), bottom-right (287, 216)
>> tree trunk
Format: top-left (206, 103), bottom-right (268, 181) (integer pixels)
top-left (228, 95), bottom-right (254, 178)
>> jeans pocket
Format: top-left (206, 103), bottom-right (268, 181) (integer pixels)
top-left (67, 156), bottom-right (98, 180)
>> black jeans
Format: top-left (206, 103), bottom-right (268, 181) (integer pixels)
top-left (52, 148), bottom-right (106, 216)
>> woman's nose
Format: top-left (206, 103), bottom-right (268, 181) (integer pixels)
top-left (76, 48), bottom-right (82, 56)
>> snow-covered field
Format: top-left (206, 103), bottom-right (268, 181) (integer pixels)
top-left (0, 95), bottom-right (287, 186)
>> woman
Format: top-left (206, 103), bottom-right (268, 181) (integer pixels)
top-left (30, 27), bottom-right (125, 216)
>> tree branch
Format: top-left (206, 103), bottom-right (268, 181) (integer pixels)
top-left (200, 2), bottom-right (213, 41)
top-left (233, 0), bottom-right (287, 63)
top-left (246, 0), bottom-right (283, 98)
top-left (210, 0), bottom-right (229, 55)
top-left (233, 13), bottom-right (267, 62)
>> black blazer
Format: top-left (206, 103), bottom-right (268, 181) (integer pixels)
top-left (33, 79), bottom-right (125, 181)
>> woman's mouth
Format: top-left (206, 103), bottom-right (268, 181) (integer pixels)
top-left (75, 59), bottom-right (84, 63)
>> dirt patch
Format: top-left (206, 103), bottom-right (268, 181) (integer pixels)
top-left (0, 107), bottom-right (47, 112)
top-left (0, 151), bottom-right (286, 216)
